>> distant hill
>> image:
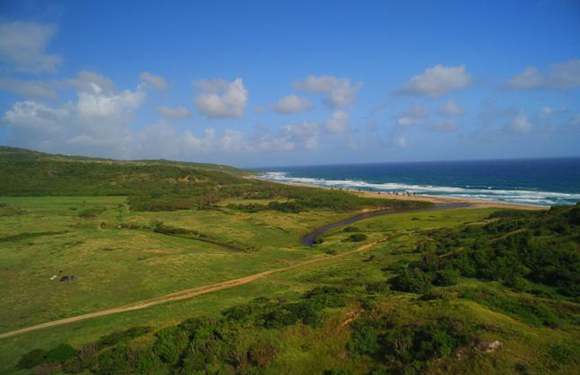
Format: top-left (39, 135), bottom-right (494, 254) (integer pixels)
top-left (0, 146), bottom-right (247, 196)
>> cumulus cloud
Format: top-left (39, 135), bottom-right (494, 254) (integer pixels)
top-left (0, 21), bottom-right (62, 73)
top-left (293, 75), bottom-right (362, 108)
top-left (396, 64), bottom-right (471, 98)
top-left (395, 105), bottom-right (429, 126)
top-left (157, 105), bottom-right (191, 119)
top-left (395, 135), bottom-right (407, 148)
top-left (193, 78), bottom-right (248, 118)
top-left (140, 72), bottom-right (168, 90)
top-left (325, 110), bottom-right (350, 134)
top-left (0, 78), bottom-right (59, 99)
top-left (506, 114), bottom-right (532, 134)
top-left (505, 59), bottom-right (580, 90)
top-left (272, 95), bottom-right (313, 114)
top-left (1, 72), bottom-right (145, 156)
top-left (438, 99), bottom-right (466, 116)
top-left (1, 72), bottom-right (321, 158)
top-left (67, 71), bottom-right (115, 93)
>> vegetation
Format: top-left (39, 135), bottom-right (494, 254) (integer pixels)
top-left (390, 205), bottom-right (580, 299)
top-left (0, 147), bottom-right (579, 374)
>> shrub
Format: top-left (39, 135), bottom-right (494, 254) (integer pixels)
top-left (77, 208), bottom-right (106, 218)
top-left (343, 226), bottom-right (361, 233)
top-left (98, 326), bottom-right (151, 347)
top-left (390, 268), bottom-right (432, 294)
top-left (45, 343), bottom-right (76, 363)
top-left (348, 322), bottom-right (380, 356)
top-left (153, 326), bottom-right (190, 364)
top-left (432, 268), bottom-right (460, 286)
top-left (248, 341), bottom-right (278, 368)
top-left (17, 348), bottom-right (47, 369)
top-left (346, 234), bottom-right (367, 242)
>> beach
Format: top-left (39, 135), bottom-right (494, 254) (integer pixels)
top-left (261, 178), bottom-right (548, 211)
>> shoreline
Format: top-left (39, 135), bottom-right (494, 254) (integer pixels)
top-left (256, 178), bottom-right (548, 211)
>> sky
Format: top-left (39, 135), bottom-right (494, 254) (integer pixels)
top-left (0, 0), bottom-right (579, 168)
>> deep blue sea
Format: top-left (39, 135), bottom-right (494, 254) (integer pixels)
top-left (257, 158), bottom-right (580, 206)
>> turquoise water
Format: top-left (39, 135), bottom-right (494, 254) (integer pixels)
top-left (258, 158), bottom-right (580, 206)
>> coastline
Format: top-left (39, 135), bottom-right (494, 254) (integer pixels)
top-left (256, 177), bottom-right (548, 211)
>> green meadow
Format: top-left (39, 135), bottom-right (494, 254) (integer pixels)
top-left (0, 147), bottom-right (579, 374)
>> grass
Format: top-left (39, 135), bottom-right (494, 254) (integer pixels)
top-left (0, 196), bottom-right (359, 333)
top-left (1, 197), bottom-right (578, 374)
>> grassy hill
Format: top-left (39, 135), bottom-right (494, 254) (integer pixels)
top-left (0, 146), bottom-right (429, 212)
top-left (0, 146), bottom-right (578, 375)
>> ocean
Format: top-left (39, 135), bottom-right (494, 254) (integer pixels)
top-left (257, 158), bottom-right (580, 206)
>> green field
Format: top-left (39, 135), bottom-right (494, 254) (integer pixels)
top-left (0, 147), bottom-right (579, 375)
top-left (0, 196), bottom-right (499, 373)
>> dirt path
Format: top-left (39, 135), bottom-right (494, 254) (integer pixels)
top-left (0, 241), bottom-right (382, 340)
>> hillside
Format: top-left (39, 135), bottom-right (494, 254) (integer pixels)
top-left (0, 146), bottom-right (245, 196)
top-left (0, 146), bottom-right (429, 212)
top-left (0, 146), bottom-right (578, 375)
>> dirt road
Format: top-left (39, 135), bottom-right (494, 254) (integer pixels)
top-left (0, 241), bottom-right (381, 340)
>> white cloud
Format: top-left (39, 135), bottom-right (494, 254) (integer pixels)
top-left (1, 73), bottom-right (321, 158)
top-left (395, 105), bottom-right (429, 126)
top-left (506, 114), bottom-right (532, 134)
top-left (193, 78), bottom-right (248, 118)
top-left (325, 110), bottom-right (350, 134)
top-left (397, 64), bottom-right (471, 98)
top-left (293, 75), bottom-right (362, 108)
top-left (272, 95), bottom-right (313, 114)
top-left (505, 59), bottom-right (580, 90)
top-left (0, 78), bottom-right (58, 99)
top-left (395, 135), bottom-right (407, 148)
top-left (505, 67), bottom-right (543, 90)
top-left (76, 85), bottom-right (144, 119)
top-left (281, 121), bottom-right (319, 150)
top-left (140, 72), bottom-right (168, 90)
top-left (157, 105), bottom-right (191, 119)
top-left (67, 71), bottom-right (115, 93)
top-left (0, 21), bottom-right (62, 73)
top-left (438, 99), bottom-right (466, 116)
top-left (1, 72), bottom-right (145, 157)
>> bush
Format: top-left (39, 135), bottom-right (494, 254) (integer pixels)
top-left (348, 322), bottom-right (380, 356)
top-left (390, 268), bottom-right (432, 294)
top-left (153, 326), bottom-right (190, 364)
top-left (432, 268), bottom-right (460, 286)
top-left (77, 208), bottom-right (106, 218)
top-left (248, 341), bottom-right (278, 368)
top-left (346, 234), bottom-right (368, 242)
top-left (343, 226), bottom-right (361, 233)
top-left (17, 348), bottom-right (47, 369)
top-left (98, 326), bottom-right (151, 347)
top-left (45, 343), bottom-right (76, 363)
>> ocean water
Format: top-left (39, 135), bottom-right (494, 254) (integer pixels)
top-left (257, 158), bottom-right (580, 206)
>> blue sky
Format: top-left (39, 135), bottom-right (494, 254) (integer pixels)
top-left (0, 0), bottom-right (579, 167)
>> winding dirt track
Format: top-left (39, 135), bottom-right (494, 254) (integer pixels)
top-left (0, 241), bottom-right (383, 340)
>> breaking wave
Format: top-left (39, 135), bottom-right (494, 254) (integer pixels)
top-left (258, 171), bottom-right (580, 206)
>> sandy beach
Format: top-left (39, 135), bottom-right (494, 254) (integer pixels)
top-left (259, 178), bottom-right (548, 211)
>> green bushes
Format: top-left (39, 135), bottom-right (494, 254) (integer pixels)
top-left (17, 344), bottom-right (76, 371)
top-left (390, 268), bottom-right (433, 294)
top-left (432, 268), bottom-right (460, 286)
top-left (16, 349), bottom-right (47, 369)
top-left (347, 314), bottom-right (475, 374)
top-left (404, 204), bottom-right (580, 298)
top-left (98, 326), bottom-right (151, 347)
top-left (460, 288), bottom-right (560, 327)
top-left (153, 326), bottom-right (189, 364)
top-left (346, 234), bottom-right (368, 242)
top-left (78, 207), bottom-right (107, 218)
